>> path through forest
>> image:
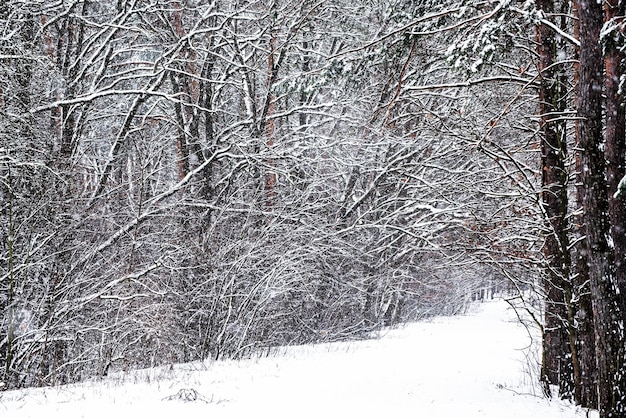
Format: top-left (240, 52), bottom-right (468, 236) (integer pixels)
top-left (1, 300), bottom-right (593, 417)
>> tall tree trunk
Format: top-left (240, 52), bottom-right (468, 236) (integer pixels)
top-left (264, 28), bottom-right (277, 208)
top-left (172, 1), bottom-right (190, 181)
top-left (536, 0), bottom-right (573, 398)
top-left (262, 0), bottom-right (283, 210)
top-left (604, 0), bottom-right (626, 321)
top-left (570, 0), bottom-right (597, 407)
top-left (577, 1), bottom-right (626, 415)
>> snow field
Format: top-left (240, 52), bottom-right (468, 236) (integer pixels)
top-left (0, 300), bottom-right (596, 417)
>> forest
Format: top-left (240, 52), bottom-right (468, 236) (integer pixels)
top-left (1, 1), bottom-right (626, 417)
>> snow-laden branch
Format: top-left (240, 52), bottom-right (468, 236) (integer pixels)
top-left (76, 145), bottom-right (233, 269)
top-left (406, 75), bottom-right (538, 91)
top-left (29, 84), bottom-right (182, 113)
top-left (67, 263), bottom-right (161, 310)
top-left (614, 175), bottom-right (626, 199)
top-left (331, 6), bottom-right (476, 58)
top-left (539, 18), bottom-right (579, 47)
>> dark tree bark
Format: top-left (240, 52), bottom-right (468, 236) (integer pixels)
top-left (536, 0), bottom-right (574, 398)
top-left (574, 261), bottom-right (597, 408)
top-left (604, 0), bottom-right (626, 322)
top-left (577, 0), bottom-right (626, 415)
top-left (570, 0), bottom-right (598, 407)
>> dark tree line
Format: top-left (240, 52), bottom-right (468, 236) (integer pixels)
top-left (533, 0), bottom-right (626, 416)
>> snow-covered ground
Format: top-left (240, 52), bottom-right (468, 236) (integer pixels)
top-left (0, 300), bottom-right (595, 417)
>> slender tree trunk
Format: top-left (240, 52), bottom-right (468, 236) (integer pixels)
top-left (171, 72), bottom-right (190, 181)
top-left (172, 1), bottom-right (190, 181)
top-left (264, 29), bottom-right (277, 207)
top-left (577, 1), bottom-right (626, 415)
top-left (263, 2), bottom-right (281, 209)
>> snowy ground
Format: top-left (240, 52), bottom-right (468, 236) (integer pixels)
top-left (0, 299), bottom-right (595, 418)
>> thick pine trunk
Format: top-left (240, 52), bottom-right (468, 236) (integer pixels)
top-left (604, 0), bottom-right (626, 322)
top-left (570, 0), bottom-right (598, 407)
top-left (536, 0), bottom-right (574, 398)
top-left (577, 1), bottom-right (626, 415)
